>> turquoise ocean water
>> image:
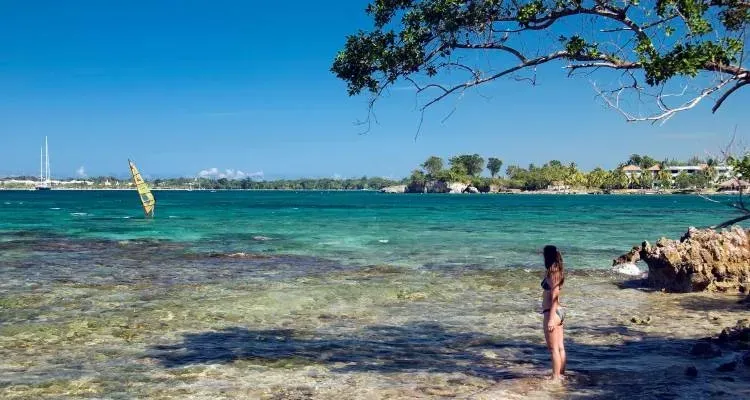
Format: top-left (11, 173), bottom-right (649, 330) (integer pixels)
top-left (0, 190), bottom-right (734, 269)
top-left (2, 190), bottom-right (746, 398)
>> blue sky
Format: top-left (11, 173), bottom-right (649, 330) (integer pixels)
top-left (1, 1), bottom-right (747, 179)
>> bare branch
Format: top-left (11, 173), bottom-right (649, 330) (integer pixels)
top-left (712, 78), bottom-right (750, 113)
top-left (599, 15), bottom-right (679, 32)
top-left (454, 43), bottom-right (527, 63)
top-left (711, 214), bottom-right (750, 230)
top-left (420, 50), bottom-right (573, 110)
top-left (594, 78), bottom-right (733, 124)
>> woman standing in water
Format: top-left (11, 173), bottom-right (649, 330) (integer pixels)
top-left (541, 245), bottom-right (566, 381)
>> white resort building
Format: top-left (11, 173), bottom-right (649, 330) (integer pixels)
top-left (622, 164), bottom-right (733, 181)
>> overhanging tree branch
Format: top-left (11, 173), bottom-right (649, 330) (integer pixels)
top-left (333, 0), bottom-right (749, 124)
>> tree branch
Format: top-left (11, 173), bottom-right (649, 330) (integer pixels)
top-left (594, 78), bottom-right (733, 124)
top-left (712, 78), bottom-right (750, 113)
top-left (420, 50), bottom-right (573, 110)
top-left (711, 213), bottom-right (750, 229)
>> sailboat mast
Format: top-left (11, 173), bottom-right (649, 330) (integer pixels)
top-left (45, 136), bottom-right (50, 183)
top-left (40, 145), bottom-right (43, 183)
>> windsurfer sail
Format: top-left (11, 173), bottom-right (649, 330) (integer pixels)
top-left (128, 159), bottom-right (155, 218)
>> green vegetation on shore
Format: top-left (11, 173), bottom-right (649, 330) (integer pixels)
top-left (407, 153), bottom-right (730, 192)
top-left (0, 153), bottom-right (737, 192)
top-left (0, 176), bottom-right (404, 191)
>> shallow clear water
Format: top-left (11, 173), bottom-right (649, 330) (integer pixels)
top-left (1, 191), bottom-right (747, 399)
top-left (0, 191), bottom-right (737, 268)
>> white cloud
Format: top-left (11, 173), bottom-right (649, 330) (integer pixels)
top-left (197, 167), bottom-right (263, 180)
top-left (76, 166), bottom-right (86, 177)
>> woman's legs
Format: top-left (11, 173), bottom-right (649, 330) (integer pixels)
top-left (544, 315), bottom-right (563, 380)
top-left (558, 325), bottom-right (566, 375)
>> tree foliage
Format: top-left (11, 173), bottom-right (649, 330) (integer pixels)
top-left (674, 171), bottom-right (694, 188)
top-left (449, 154), bottom-right (485, 176)
top-left (487, 157), bottom-right (504, 177)
top-left (728, 153), bottom-right (750, 178)
top-left (333, 0), bottom-right (749, 123)
top-left (421, 156), bottom-right (444, 176)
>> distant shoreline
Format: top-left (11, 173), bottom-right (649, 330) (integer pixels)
top-left (0, 187), bottom-right (737, 195)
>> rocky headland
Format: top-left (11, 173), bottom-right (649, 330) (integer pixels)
top-left (614, 226), bottom-right (750, 294)
top-left (381, 181), bottom-right (479, 194)
top-left (615, 226), bottom-right (750, 382)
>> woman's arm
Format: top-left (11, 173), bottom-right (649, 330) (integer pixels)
top-left (546, 284), bottom-right (560, 332)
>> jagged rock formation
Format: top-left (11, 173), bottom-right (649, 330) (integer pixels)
top-left (404, 181), bottom-right (469, 194)
top-left (614, 227), bottom-right (750, 293)
top-left (380, 185), bottom-right (406, 193)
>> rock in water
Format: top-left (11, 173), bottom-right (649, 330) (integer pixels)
top-left (684, 366), bottom-right (698, 377)
top-left (689, 341), bottom-right (722, 358)
top-left (622, 227), bottom-right (750, 293)
top-left (612, 246), bottom-right (642, 266)
top-left (447, 182), bottom-right (469, 194)
top-left (380, 185), bottom-right (406, 194)
top-left (717, 361), bottom-right (737, 372)
top-left (717, 319), bottom-right (750, 344)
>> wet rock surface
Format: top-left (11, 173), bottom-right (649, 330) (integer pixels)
top-left (615, 227), bottom-right (750, 293)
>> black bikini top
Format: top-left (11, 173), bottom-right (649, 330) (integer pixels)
top-left (541, 278), bottom-right (551, 291)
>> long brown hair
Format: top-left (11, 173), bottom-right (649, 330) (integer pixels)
top-left (543, 245), bottom-right (565, 288)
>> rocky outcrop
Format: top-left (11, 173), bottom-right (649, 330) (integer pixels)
top-left (612, 246), bottom-right (641, 266)
top-left (446, 182), bottom-right (469, 194)
top-left (425, 180), bottom-right (450, 193)
top-left (614, 226), bottom-right (750, 293)
top-left (386, 181), bottom-right (477, 194)
top-left (380, 185), bottom-right (406, 193)
top-left (406, 181), bottom-right (426, 193)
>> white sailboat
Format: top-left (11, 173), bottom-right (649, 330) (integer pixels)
top-left (35, 136), bottom-right (51, 191)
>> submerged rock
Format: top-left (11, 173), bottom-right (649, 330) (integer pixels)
top-left (689, 341), bottom-right (722, 358)
top-left (717, 361), bottom-right (737, 372)
top-left (615, 227), bottom-right (750, 293)
top-left (717, 319), bottom-right (750, 345)
top-left (684, 366), bottom-right (698, 377)
top-left (630, 315), bottom-right (652, 325)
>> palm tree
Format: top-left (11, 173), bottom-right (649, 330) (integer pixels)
top-left (657, 169), bottom-right (673, 189)
top-left (705, 158), bottom-right (718, 187)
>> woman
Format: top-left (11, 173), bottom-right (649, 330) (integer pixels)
top-left (541, 245), bottom-right (566, 381)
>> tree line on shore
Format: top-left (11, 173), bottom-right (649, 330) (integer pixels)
top-left (408, 153), bottom-right (728, 191)
top-left (0, 175), bottom-right (404, 191)
top-left (0, 152), bottom-right (732, 191)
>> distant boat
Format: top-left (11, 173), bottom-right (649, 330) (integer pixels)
top-left (128, 159), bottom-right (155, 218)
top-left (35, 136), bottom-right (52, 190)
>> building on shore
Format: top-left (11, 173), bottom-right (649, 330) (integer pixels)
top-left (622, 165), bottom-right (643, 179)
top-left (622, 164), bottom-right (733, 181)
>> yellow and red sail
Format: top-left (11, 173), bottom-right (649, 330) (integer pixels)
top-left (128, 159), bottom-right (155, 218)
